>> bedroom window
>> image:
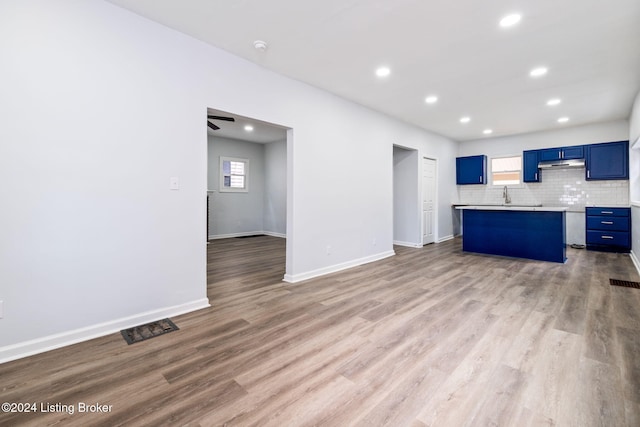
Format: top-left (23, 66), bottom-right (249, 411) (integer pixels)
top-left (491, 155), bottom-right (521, 185)
top-left (220, 156), bottom-right (249, 192)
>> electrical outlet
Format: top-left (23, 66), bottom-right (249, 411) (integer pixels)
top-left (326, 245), bottom-right (331, 255)
top-left (372, 238), bottom-right (377, 246)
top-left (0, 300), bottom-right (3, 319)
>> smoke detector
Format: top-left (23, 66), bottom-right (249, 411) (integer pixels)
top-left (253, 40), bottom-right (268, 51)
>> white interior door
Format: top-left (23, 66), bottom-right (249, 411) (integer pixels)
top-left (422, 157), bottom-right (436, 245)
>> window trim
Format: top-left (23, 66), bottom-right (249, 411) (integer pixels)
top-left (219, 156), bottom-right (249, 193)
top-left (490, 154), bottom-right (523, 187)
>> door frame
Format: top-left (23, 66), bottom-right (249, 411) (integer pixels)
top-left (422, 156), bottom-right (438, 245)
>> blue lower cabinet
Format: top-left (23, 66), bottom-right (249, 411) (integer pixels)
top-left (585, 216), bottom-right (629, 231)
top-left (586, 231), bottom-right (630, 248)
top-left (585, 207), bottom-right (631, 252)
top-left (462, 209), bottom-right (566, 263)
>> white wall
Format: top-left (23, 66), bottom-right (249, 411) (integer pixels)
top-left (629, 92), bottom-right (640, 201)
top-left (0, 0), bottom-right (458, 360)
top-left (264, 140), bottom-right (287, 236)
top-left (458, 120), bottom-right (630, 157)
top-left (628, 90), bottom-right (640, 267)
top-left (208, 136), bottom-right (266, 237)
top-left (393, 146), bottom-right (420, 246)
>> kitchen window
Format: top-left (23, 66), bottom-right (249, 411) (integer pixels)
top-left (491, 155), bottom-right (521, 185)
top-left (220, 156), bottom-right (249, 192)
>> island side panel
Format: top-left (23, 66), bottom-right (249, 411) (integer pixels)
top-left (462, 210), bottom-right (566, 263)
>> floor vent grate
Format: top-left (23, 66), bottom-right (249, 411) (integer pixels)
top-left (121, 318), bottom-right (179, 345)
top-left (610, 278), bottom-right (640, 289)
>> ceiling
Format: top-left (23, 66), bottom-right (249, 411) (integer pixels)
top-left (207, 108), bottom-right (287, 144)
top-left (107, 0), bottom-right (640, 142)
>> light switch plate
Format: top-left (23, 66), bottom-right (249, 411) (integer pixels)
top-left (170, 177), bottom-right (180, 190)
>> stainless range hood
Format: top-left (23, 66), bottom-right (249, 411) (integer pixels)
top-left (537, 159), bottom-right (585, 169)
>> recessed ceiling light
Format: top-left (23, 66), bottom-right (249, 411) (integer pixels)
top-left (425, 95), bottom-right (438, 104)
top-left (375, 67), bottom-right (391, 77)
top-left (483, 129), bottom-right (493, 135)
top-left (253, 40), bottom-right (268, 51)
top-left (244, 125), bottom-right (254, 132)
top-left (557, 117), bottom-right (569, 123)
top-left (530, 67), bottom-right (548, 78)
top-left (547, 98), bottom-right (562, 106)
top-left (460, 116), bottom-right (471, 123)
top-left (499, 13), bottom-right (522, 28)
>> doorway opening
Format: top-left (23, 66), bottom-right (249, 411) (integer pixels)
top-left (392, 145), bottom-right (421, 247)
top-left (206, 108), bottom-right (291, 296)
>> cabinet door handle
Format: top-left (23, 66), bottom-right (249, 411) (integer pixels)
top-left (479, 176), bottom-right (482, 182)
top-left (535, 172), bottom-right (538, 180)
top-left (601, 211), bottom-right (613, 214)
top-left (601, 236), bottom-right (614, 240)
top-left (601, 221), bottom-right (614, 224)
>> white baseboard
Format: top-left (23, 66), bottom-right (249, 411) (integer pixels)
top-left (208, 231), bottom-right (286, 240)
top-left (437, 234), bottom-right (455, 243)
top-left (0, 298), bottom-right (211, 365)
top-left (263, 231), bottom-right (286, 238)
top-left (283, 250), bottom-right (395, 283)
top-left (630, 250), bottom-right (640, 277)
top-left (208, 231), bottom-right (265, 240)
top-left (393, 240), bottom-right (422, 248)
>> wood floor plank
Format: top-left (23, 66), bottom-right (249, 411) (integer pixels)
top-left (574, 357), bottom-right (626, 427)
top-left (554, 294), bottom-right (588, 334)
top-left (584, 308), bottom-right (617, 364)
top-left (502, 310), bottom-right (555, 373)
top-left (415, 331), bottom-right (513, 426)
top-left (520, 328), bottom-right (583, 424)
top-left (465, 364), bottom-right (526, 427)
top-left (2, 237), bottom-right (640, 426)
top-left (616, 326), bottom-right (640, 403)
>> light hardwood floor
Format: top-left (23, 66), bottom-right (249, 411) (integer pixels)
top-left (2, 236), bottom-right (640, 426)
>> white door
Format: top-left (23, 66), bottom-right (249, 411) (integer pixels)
top-left (422, 158), bottom-right (436, 245)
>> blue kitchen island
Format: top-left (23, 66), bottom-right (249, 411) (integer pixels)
top-left (456, 206), bottom-right (567, 263)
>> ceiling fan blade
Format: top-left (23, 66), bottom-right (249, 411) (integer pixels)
top-left (207, 115), bottom-right (235, 122)
top-left (207, 121), bottom-right (220, 130)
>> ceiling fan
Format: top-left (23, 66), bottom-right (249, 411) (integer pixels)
top-left (207, 115), bottom-right (235, 130)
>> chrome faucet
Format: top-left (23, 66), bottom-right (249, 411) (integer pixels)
top-left (503, 186), bottom-right (511, 204)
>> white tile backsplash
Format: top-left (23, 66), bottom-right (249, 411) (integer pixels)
top-left (456, 168), bottom-right (629, 211)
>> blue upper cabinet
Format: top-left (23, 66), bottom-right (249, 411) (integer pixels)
top-left (523, 150), bottom-right (540, 182)
top-left (562, 145), bottom-right (584, 159)
top-left (539, 148), bottom-right (561, 161)
top-left (456, 155), bottom-right (487, 185)
top-left (539, 145), bottom-right (584, 161)
top-left (586, 140), bottom-right (629, 180)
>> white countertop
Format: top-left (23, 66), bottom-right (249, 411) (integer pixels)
top-left (455, 205), bottom-right (568, 212)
